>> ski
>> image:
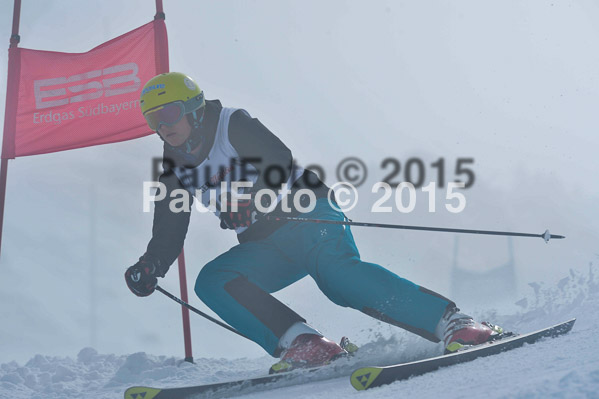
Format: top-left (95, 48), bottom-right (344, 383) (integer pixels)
top-left (124, 364), bottom-right (341, 399)
top-left (350, 318), bottom-right (576, 391)
top-left (124, 319), bottom-right (575, 398)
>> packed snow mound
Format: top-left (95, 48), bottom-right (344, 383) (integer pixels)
top-left (2, 266), bottom-right (598, 399)
top-left (0, 348), bottom-right (276, 399)
top-left (480, 265), bottom-right (598, 332)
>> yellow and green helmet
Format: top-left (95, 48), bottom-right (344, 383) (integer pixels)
top-left (140, 72), bottom-right (205, 132)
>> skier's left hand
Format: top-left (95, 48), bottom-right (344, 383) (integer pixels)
top-left (219, 194), bottom-right (256, 230)
top-left (124, 254), bottom-right (164, 297)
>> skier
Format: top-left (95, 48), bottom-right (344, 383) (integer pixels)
top-left (125, 72), bottom-right (504, 373)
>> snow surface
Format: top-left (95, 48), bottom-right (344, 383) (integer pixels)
top-left (2, 267), bottom-right (597, 399)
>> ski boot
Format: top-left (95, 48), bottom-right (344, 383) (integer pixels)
top-left (439, 308), bottom-right (513, 354)
top-left (269, 334), bottom-right (357, 374)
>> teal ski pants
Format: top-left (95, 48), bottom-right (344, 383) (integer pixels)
top-left (195, 198), bottom-right (454, 356)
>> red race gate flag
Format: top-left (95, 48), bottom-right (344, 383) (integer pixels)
top-left (2, 19), bottom-right (168, 159)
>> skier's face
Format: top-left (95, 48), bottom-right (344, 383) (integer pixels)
top-left (157, 115), bottom-right (192, 147)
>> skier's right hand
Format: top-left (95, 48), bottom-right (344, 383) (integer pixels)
top-left (219, 192), bottom-right (257, 230)
top-left (124, 254), bottom-right (164, 297)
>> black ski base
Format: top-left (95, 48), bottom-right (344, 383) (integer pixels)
top-left (350, 318), bottom-right (576, 391)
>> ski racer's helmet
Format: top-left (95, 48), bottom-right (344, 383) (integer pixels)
top-left (140, 72), bottom-right (205, 132)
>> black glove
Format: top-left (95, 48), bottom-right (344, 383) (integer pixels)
top-left (219, 193), bottom-right (257, 230)
top-left (124, 254), bottom-right (165, 297)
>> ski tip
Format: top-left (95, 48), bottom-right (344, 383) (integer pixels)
top-left (124, 387), bottom-right (162, 399)
top-left (562, 318), bottom-right (576, 331)
top-left (350, 367), bottom-right (383, 391)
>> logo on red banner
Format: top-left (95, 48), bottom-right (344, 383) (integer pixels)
top-left (2, 20), bottom-right (169, 158)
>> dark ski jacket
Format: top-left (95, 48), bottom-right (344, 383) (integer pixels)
top-left (144, 99), bottom-right (330, 270)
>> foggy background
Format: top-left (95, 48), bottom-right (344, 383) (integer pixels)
top-left (0, 0), bottom-right (597, 364)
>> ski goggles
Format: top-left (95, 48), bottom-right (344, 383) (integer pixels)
top-left (143, 92), bottom-right (204, 132)
top-left (143, 101), bottom-right (186, 132)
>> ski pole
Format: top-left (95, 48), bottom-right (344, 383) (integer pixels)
top-left (156, 285), bottom-right (250, 340)
top-left (261, 215), bottom-right (565, 243)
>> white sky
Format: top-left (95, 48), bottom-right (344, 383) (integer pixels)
top-left (0, 0), bottom-right (597, 364)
